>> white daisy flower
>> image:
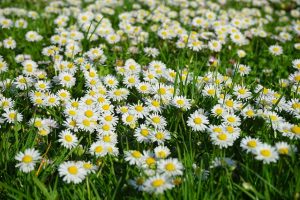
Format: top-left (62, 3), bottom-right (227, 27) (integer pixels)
top-left (58, 161), bottom-right (87, 184)
top-left (254, 144), bottom-right (279, 164)
top-left (58, 130), bottom-right (78, 149)
top-left (15, 148), bottom-right (41, 173)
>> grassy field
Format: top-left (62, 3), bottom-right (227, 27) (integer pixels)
top-left (0, 0), bottom-right (300, 199)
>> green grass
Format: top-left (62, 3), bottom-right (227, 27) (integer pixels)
top-left (0, 0), bottom-right (300, 199)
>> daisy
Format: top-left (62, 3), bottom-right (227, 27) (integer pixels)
top-left (203, 84), bottom-right (219, 97)
top-left (122, 113), bottom-right (138, 127)
top-left (99, 112), bottom-right (118, 126)
top-left (154, 146), bottom-right (171, 159)
top-left (14, 75), bottom-right (33, 90)
top-left (79, 161), bottom-right (98, 174)
top-left (0, 58), bottom-right (8, 73)
top-left (130, 103), bottom-right (149, 118)
top-left (22, 60), bottom-right (38, 75)
top-left (129, 177), bottom-right (145, 191)
top-left (233, 85), bottom-right (252, 99)
top-left (157, 158), bottom-right (183, 176)
top-left (57, 89), bottom-right (71, 101)
top-left (211, 104), bottom-right (227, 118)
top-left (58, 130), bottom-right (78, 149)
top-left (15, 148), bottom-right (41, 173)
top-left (77, 117), bottom-right (97, 133)
top-left (292, 59), bottom-right (300, 70)
top-left (146, 113), bottom-right (167, 129)
top-left (145, 98), bottom-right (162, 113)
top-left (219, 98), bottom-right (240, 111)
top-left (89, 141), bottom-right (108, 157)
top-left (269, 45), bottom-right (283, 56)
top-left (2, 109), bottom-right (23, 123)
top-left (187, 110), bottom-right (209, 132)
top-left (103, 75), bottom-right (119, 88)
top-left (58, 72), bottom-right (76, 88)
top-left (134, 124), bottom-right (151, 143)
top-left (172, 95), bottom-right (191, 111)
top-left (136, 82), bottom-right (152, 94)
top-left (124, 59), bottom-right (141, 75)
top-left (150, 129), bottom-right (171, 144)
top-left (35, 80), bottom-right (51, 91)
top-left (58, 161), bottom-right (87, 184)
top-left (254, 144), bottom-right (279, 164)
top-left (98, 132), bottom-right (118, 145)
top-left (123, 75), bottom-right (140, 88)
top-left (241, 106), bottom-right (256, 118)
top-left (124, 150), bottom-right (143, 165)
top-left (108, 88), bottom-right (129, 102)
top-left (210, 131), bottom-right (234, 148)
top-left (240, 136), bottom-right (261, 153)
top-left (45, 94), bottom-right (59, 107)
top-left (144, 47), bottom-right (159, 58)
top-left (3, 37), bottom-right (16, 49)
top-left (290, 125), bottom-right (300, 139)
top-left (141, 150), bottom-right (156, 169)
top-left (237, 50), bottom-right (246, 58)
top-left (275, 142), bottom-right (297, 156)
top-left (208, 40), bottom-right (222, 52)
top-left (143, 175), bottom-right (174, 194)
top-left (236, 64), bottom-right (251, 76)
top-left (288, 71), bottom-right (300, 84)
top-left (222, 113), bottom-right (241, 126)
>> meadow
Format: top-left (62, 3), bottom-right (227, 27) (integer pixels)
top-left (0, 0), bottom-right (299, 199)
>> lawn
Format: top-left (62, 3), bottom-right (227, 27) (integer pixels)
top-left (0, 0), bottom-right (299, 199)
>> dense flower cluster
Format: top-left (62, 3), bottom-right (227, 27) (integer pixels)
top-left (0, 0), bottom-right (299, 196)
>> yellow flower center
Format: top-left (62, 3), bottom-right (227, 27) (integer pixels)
top-left (152, 100), bottom-right (160, 107)
top-left (291, 125), bottom-right (300, 135)
top-left (246, 110), bottom-right (254, 117)
top-left (126, 115), bottom-right (134, 123)
top-left (247, 140), bottom-right (256, 148)
top-left (63, 76), bottom-right (71, 82)
top-left (68, 166), bottom-right (78, 175)
top-left (278, 148), bottom-right (289, 155)
top-left (22, 155), bottom-right (33, 163)
top-left (176, 99), bottom-right (185, 106)
top-left (238, 88), bottom-right (246, 94)
top-left (207, 89), bottom-right (215, 95)
top-left (141, 129), bottom-right (149, 136)
top-left (216, 108), bottom-right (223, 115)
top-left (146, 157), bottom-right (155, 166)
top-left (135, 105), bottom-right (144, 112)
top-left (103, 135), bottom-right (111, 142)
top-left (64, 135), bottom-right (73, 142)
top-left (155, 132), bottom-right (164, 140)
top-left (217, 133), bottom-right (227, 141)
top-left (225, 100), bottom-right (233, 107)
top-left (102, 124), bottom-right (110, 131)
top-left (85, 110), bottom-right (94, 118)
top-left (292, 103), bottom-right (300, 109)
top-left (193, 117), bottom-right (202, 124)
top-left (9, 113), bottom-right (16, 119)
top-left (157, 151), bottom-right (167, 158)
top-left (158, 88), bottom-right (166, 95)
top-left (227, 116), bottom-right (236, 123)
top-left (152, 179), bottom-right (165, 187)
top-left (82, 119), bottom-right (91, 127)
top-left (95, 146), bottom-right (103, 153)
top-left (102, 104), bottom-right (110, 111)
top-left (83, 163), bottom-right (92, 169)
top-left (140, 85), bottom-right (147, 91)
top-left (260, 149), bottom-right (271, 157)
top-left (165, 163), bottom-right (175, 171)
top-left (131, 151), bottom-right (142, 158)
